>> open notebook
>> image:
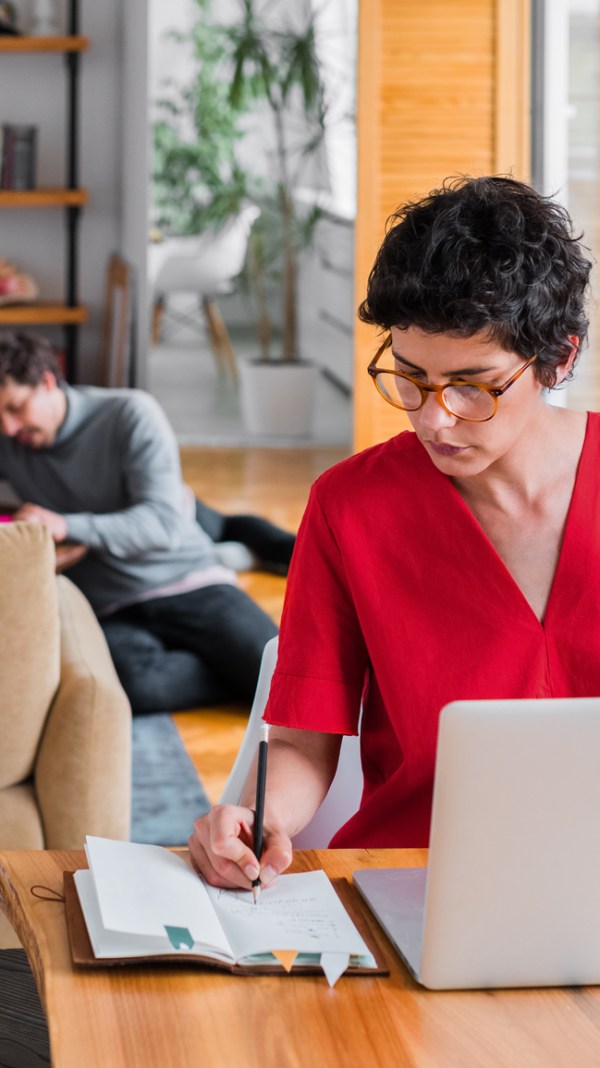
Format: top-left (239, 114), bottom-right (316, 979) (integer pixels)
top-left (66, 837), bottom-right (385, 986)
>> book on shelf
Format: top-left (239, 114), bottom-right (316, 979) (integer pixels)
top-left (65, 836), bottom-right (387, 986)
top-left (0, 4), bottom-right (21, 35)
top-left (0, 124), bottom-right (37, 190)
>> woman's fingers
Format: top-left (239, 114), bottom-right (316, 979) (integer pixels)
top-left (188, 836), bottom-right (255, 889)
top-left (257, 829), bottom-right (293, 888)
top-left (188, 805), bottom-right (293, 890)
top-left (188, 805), bottom-right (259, 889)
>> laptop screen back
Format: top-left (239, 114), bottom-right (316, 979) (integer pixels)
top-left (420, 697), bottom-right (600, 989)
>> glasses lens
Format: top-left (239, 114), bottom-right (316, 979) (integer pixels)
top-left (376, 372), bottom-right (422, 410)
top-left (443, 384), bottom-right (495, 421)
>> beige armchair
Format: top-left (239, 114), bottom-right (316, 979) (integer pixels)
top-left (0, 523), bottom-right (131, 946)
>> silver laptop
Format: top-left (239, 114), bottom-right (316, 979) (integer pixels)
top-left (354, 697), bottom-right (600, 990)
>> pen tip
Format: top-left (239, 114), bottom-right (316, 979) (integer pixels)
top-left (252, 885), bottom-right (260, 905)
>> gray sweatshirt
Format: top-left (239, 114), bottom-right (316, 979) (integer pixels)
top-left (0, 384), bottom-right (219, 615)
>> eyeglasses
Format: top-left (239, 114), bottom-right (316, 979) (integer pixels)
top-left (367, 338), bottom-right (538, 423)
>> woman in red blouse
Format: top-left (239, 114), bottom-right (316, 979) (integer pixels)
top-left (189, 176), bottom-right (597, 891)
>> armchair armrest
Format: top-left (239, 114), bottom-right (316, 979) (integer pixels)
top-left (35, 576), bottom-right (132, 849)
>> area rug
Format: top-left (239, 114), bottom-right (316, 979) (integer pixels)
top-left (131, 714), bottom-right (210, 846)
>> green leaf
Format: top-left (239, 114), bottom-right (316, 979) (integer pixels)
top-left (151, 0), bottom-right (331, 360)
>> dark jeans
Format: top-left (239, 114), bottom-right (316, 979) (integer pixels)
top-left (101, 583), bottom-right (278, 714)
top-left (194, 499), bottom-right (295, 568)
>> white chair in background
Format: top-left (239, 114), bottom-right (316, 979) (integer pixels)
top-left (219, 636), bottom-right (279, 809)
top-left (148, 203), bottom-right (260, 382)
top-left (220, 636), bottom-right (364, 848)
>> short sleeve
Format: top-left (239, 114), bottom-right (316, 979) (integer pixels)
top-left (264, 482), bottom-right (368, 735)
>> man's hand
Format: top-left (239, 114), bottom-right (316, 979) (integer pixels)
top-left (13, 503), bottom-right (68, 543)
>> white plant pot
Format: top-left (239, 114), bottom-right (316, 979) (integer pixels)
top-left (238, 360), bottom-right (318, 438)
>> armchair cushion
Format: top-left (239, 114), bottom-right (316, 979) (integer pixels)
top-left (0, 526), bottom-right (132, 948)
top-left (35, 576), bottom-right (132, 848)
top-left (0, 784), bottom-right (44, 850)
top-left (0, 524), bottom-right (59, 790)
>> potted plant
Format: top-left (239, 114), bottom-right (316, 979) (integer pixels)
top-left (218, 0), bottom-right (327, 436)
top-left (152, 0), bottom-right (329, 437)
top-left (152, 0), bottom-right (249, 239)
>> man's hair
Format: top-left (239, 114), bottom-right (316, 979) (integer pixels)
top-left (0, 332), bottom-right (59, 387)
top-left (358, 176), bottom-right (592, 387)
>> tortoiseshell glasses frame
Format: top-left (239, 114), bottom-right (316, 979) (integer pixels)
top-left (367, 336), bottom-right (538, 423)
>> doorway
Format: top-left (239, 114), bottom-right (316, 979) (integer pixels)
top-left (146, 0), bottom-right (356, 447)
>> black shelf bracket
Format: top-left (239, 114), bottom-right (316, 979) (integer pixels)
top-left (63, 0), bottom-right (81, 382)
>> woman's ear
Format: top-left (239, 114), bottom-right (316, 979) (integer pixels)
top-left (555, 336), bottom-right (579, 384)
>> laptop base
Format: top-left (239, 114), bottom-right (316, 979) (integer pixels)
top-left (353, 868), bottom-right (426, 982)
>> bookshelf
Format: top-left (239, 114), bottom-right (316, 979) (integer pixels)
top-left (0, 36), bottom-right (89, 53)
top-left (0, 188), bottom-right (88, 207)
top-left (0, 3), bottom-right (89, 379)
top-left (0, 303), bottom-right (87, 325)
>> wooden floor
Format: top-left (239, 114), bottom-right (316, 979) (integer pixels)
top-left (173, 445), bottom-right (348, 803)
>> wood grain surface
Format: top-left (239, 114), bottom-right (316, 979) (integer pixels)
top-left (0, 189), bottom-right (88, 207)
top-left (3, 847), bottom-right (600, 1068)
top-left (0, 36), bottom-right (89, 53)
top-left (353, 0), bottom-right (531, 453)
top-left (0, 305), bottom-right (87, 325)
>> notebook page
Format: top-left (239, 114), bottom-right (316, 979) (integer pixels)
top-left (206, 870), bottom-right (374, 962)
top-left (85, 837), bottom-right (232, 958)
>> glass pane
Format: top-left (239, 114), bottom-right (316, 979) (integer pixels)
top-left (534, 2), bottom-right (600, 410)
top-left (565, 0), bottom-right (600, 411)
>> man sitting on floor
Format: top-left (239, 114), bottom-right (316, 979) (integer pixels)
top-left (0, 331), bottom-right (291, 713)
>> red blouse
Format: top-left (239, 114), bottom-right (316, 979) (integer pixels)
top-left (264, 415), bottom-right (600, 847)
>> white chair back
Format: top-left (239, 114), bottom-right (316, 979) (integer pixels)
top-left (219, 636), bottom-right (279, 807)
top-left (219, 637), bottom-right (363, 848)
top-left (148, 204), bottom-right (260, 296)
top-left (292, 727), bottom-right (362, 849)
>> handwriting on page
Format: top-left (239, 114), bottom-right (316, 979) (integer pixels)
top-left (214, 890), bottom-right (338, 940)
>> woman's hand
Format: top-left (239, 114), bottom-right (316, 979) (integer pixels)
top-left (188, 803), bottom-right (293, 890)
top-left (188, 727), bottom-right (342, 890)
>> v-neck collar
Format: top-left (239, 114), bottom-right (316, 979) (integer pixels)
top-left (412, 412), bottom-right (593, 630)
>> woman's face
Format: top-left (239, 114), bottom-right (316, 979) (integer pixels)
top-left (389, 326), bottom-right (550, 479)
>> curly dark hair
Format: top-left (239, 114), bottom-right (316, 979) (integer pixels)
top-left (358, 176), bottom-right (592, 387)
top-left (0, 332), bottom-right (59, 386)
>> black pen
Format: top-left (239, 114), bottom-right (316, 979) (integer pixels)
top-left (252, 722), bottom-right (270, 905)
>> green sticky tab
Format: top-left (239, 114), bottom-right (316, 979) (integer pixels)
top-left (164, 925), bottom-right (194, 951)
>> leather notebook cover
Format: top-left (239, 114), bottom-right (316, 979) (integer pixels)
top-left (63, 871), bottom-right (389, 976)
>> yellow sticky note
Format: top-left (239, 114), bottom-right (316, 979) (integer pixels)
top-left (272, 950), bottom-right (298, 973)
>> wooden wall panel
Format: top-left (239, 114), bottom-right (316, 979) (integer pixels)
top-left (353, 0), bottom-right (531, 452)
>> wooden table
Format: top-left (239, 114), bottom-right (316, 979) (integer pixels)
top-left (2, 848), bottom-right (600, 1068)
